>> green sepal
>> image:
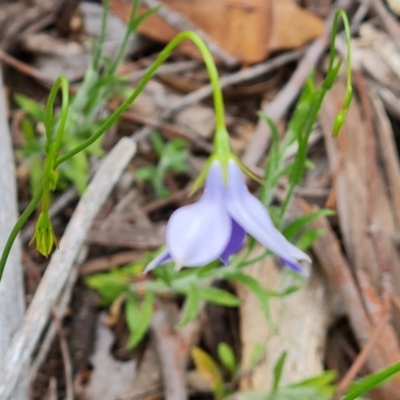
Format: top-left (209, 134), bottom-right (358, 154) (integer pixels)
top-left (30, 212), bottom-right (57, 257)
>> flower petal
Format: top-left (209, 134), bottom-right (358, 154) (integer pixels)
top-left (280, 257), bottom-right (310, 277)
top-left (167, 161), bottom-right (232, 267)
top-left (143, 249), bottom-right (171, 273)
top-left (225, 160), bottom-right (311, 267)
top-left (220, 218), bottom-right (246, 265)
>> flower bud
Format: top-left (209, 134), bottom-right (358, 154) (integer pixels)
top-left (30, 212), bottom-right (57, 257)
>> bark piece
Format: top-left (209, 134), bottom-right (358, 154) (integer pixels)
top-left (237, 250), bottom-right (330, 390)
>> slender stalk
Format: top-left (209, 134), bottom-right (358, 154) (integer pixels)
top-left (0, 187), bottom-right (43, 279)
top-left (108, 0), bottom-right (140, 76)
top-left (92, 0), bottom-right (111, 71)
top-left (56, 31), bottom-right (227, 166)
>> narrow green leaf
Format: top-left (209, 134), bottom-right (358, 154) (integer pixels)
top-left (296, 228), bottom-right (325, 251)
top-left (343, 362), bottom-right (400, 400)
top-left (130, 5), bottom-right (162, 32)
top-left (196, 286), bottom-right (240, 307)
top-left (218, 342), bottom-right (236, 375)
top-left (125, 295), bottom-right (140, 332)
top-left (126, 290), bottom-right (154, 349)
top-left (192, 347), bottom-right (225, 399)
top-left (272, 351), bottom-right (287, 392)
top-left (227, 272), bottom-right (270, 318)
top-left (150, 130), bottom-right (165, 157)
top-left (283, 209), bottom-right (335, 240)
top-left (85, 270), bottom-right (131, 305)
top-left (135, 165), bottom-right (157, 182)
top-left (178, 285), bottom-right (200, 327)
top-left (14, 93), bottom-right (45, 122)
top-left (249, 343), bottom-right (264, 367)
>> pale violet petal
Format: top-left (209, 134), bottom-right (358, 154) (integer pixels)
top-left (167, 161), bottom-right (232, 267)
top-left (280, 257), bottom-right (310, 277)
top-left (143, 249), bottom-right (171, 273)
top-left (225, 160), bottom-right (311, 266)
top-left (220, 219), bottom-right (246, 265)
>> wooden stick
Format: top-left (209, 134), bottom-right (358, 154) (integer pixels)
top-left (333, 314), bottom-right (388, 398)
top-left (150, 304), bottom-right (188, 400)
top-left (150, 302), bottom-right (199, 400)
top-left (0, 65), bottom-right (29, 399)
top-left (0, 137), bottom-right (137, 400)
top-left (51, 310), bottom-right (74, 400)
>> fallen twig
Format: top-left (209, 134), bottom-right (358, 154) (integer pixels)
top-left (51, 310), bottom-right (74, 400)
top-left (150, 304), bottom-right (188, 400)
top-left (333, 314), bottom-right (388, 399)
top-left (150, 301), bottom-right (200, 400)
top-left (123, 186), bottom-right (190, 222)
top-left (130, 48), bottom-right (306, 145)
top-left (79, 250), bottom-right (144, 276)
top-left (107, 105), bottom-right (213, 153)
top-left (164, 48), bottom-right (305, 117)
top-left (0, 49), bottom-right (51, 86)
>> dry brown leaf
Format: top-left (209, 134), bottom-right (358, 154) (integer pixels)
top-left (268, 0), bottom-right (324, 51)
top-left (110, 0), bottom-right (323, 63)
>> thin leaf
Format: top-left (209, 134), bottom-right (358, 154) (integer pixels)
top-left (218, 342), bottom-right (236, 375)
top-left (296, 228), bottom-right (325, 251)
top-left (196, 286), bottom-right (240, 307)
top-left (283, 209), bottom-right (334, 240)
top-left (343, 362), bottom-right (400, 400)
top-left (272, 351), bottom-right (287, 392)
top-left (192, 347), bottom-right (224, 399)
top-left (178, 284), bottom-right (200, 327)
top-left (14, 93), bottom-right (45, 122)
top-left (227, 272), bottom-right (270, 318)
top-left (249, 343), bottom-right (264, 367)
top-left (126, 290), bottom-right (154, 349)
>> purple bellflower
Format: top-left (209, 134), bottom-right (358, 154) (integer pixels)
top-left (144, 158), bottom-right (311, 275)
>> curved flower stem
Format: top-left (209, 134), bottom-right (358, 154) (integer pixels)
top-left (92, 0), bottom-right (111, 72)
top-left (56, 31), bottom-right (228, 167)
top-left (43, 76), bottom-right (69, 213)
top-left (108, 0), bottom-right (140, 76)
top-left (44, 76), bottom-right (70, 148)
top-left (0, 187), bottom-right (43, 279)
top-left (328, 9), bottom-right (353, 136)
top-left (328, 9), bottom-right (352, 93)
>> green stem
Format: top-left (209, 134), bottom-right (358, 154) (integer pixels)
top-left (44, 76), bottom-right (70, 148)
top-left (279, 88), bottom-right (325, 224)
top-left (42, 76), bottom-right (69, 214)
top-left (0, 187), bottom-right (43, 280)
top-left (328, 10), bottom-right (352, 85)
top-left (56, 31), bottom-right (227, 167)
top-left (53, 77), bottom-right (70, 149)
top-left (93, 0), bottom-right (111, 71)
top-left (108, 0), bottom-right (140, 76)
